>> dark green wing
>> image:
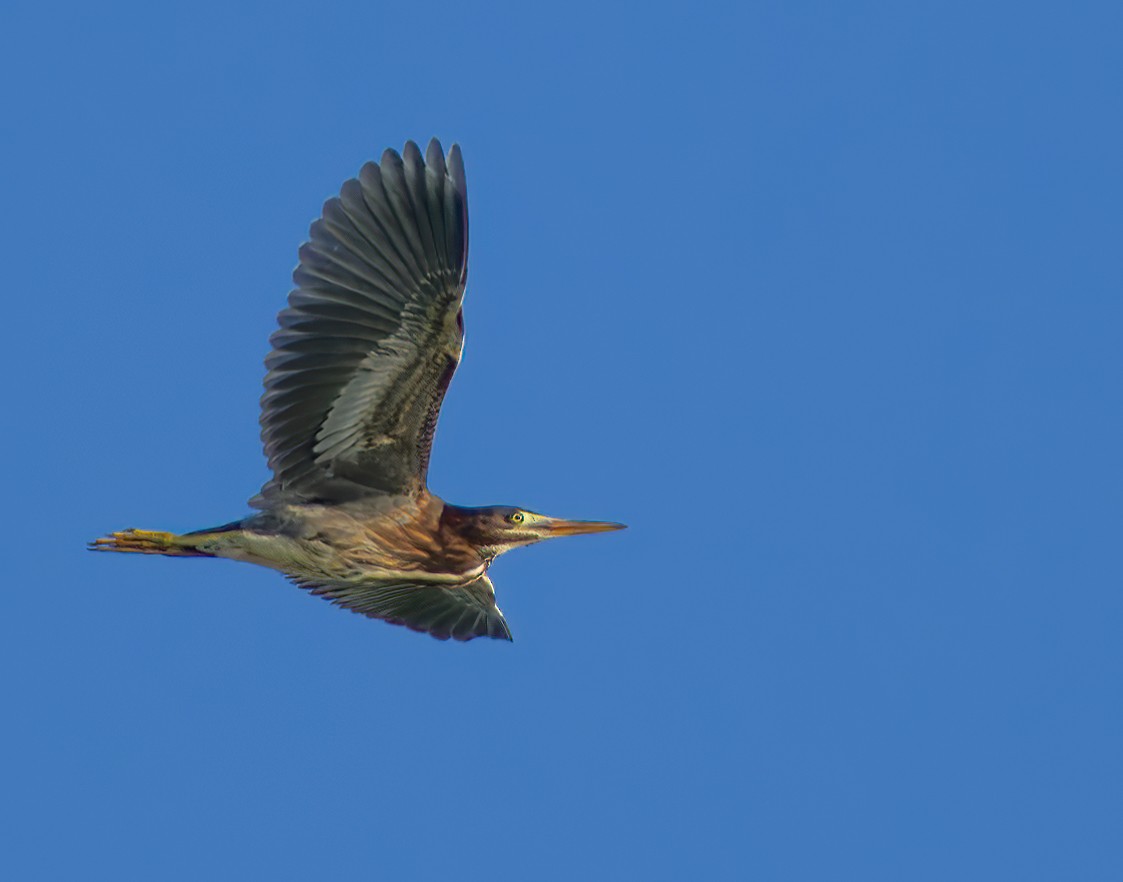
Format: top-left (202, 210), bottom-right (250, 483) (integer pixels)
top-left (294, 573), bottom-right (512, 642)
top-left (254, 139), bottom-right (468, 507)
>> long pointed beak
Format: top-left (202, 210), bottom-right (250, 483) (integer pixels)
top-left (540, 517), bottom-right (627, 537)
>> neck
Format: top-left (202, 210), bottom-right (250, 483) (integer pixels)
top-left (439, 504), bottom-right (495, 559)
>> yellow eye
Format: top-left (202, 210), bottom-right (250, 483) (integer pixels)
top-left (508, 511), bottom-right (525, 524)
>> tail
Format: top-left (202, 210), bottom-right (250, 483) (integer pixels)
top-left (89, 528), bottom-right (218, 557)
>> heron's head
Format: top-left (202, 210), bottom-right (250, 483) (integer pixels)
top-left (443, 505), bottom-right (626, 559)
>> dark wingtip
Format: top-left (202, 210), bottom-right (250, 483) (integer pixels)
top-left (447, 143), bottom-right (466, 195)
top-left (425, 138), bottom-right (445, 166)
top-left (380, 146), bottom-right (404, 169)
top-left (402, 140), bottom-right (423, 165)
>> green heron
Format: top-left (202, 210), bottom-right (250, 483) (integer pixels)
top-left (91, 139), bottom-right (624, 642)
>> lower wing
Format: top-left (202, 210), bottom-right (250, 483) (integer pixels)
top-left (292, 572), bottom-right (512, 642)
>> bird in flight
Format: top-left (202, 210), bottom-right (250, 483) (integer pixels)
top-left (91, 139), bottom-right (624, 641)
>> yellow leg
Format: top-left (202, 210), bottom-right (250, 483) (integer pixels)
top-left (89, 528), bottom-right (208, 556)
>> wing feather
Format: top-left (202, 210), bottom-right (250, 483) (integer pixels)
top-left (255, 139), bottom-right (468, 507)
top-left (298, 574), bottom-right (512, 642)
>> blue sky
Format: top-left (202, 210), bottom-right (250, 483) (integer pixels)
top-left (3, 1), bottom-right (1122, 879)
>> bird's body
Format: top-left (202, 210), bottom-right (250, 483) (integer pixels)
top-left (196, 494), bottom-right (480, 582)
top-left (92, 139), bottom-right (623, 641)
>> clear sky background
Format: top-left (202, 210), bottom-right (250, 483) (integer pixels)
top-left (3, 1), bottom-right (1121, 879)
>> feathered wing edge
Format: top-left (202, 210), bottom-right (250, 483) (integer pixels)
top-left (291, 572), bottom-right (512, 642)
top-left (254, 139), bottom-right (468, 507)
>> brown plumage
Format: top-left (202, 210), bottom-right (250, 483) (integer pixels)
top-left (91, 139), bottom-right (624, 641)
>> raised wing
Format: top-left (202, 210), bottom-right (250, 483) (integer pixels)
top-left (295, 573), bottom-right (513, 642)
top-left (254, 139), bottom-right (468, 507)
